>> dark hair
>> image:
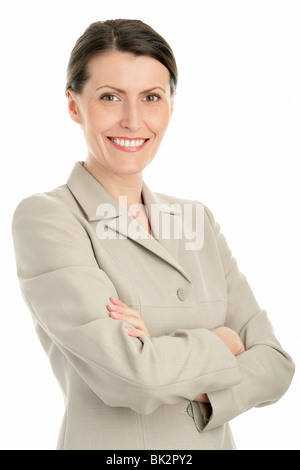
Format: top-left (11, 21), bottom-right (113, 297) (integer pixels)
top-left (65, 19), bottom-right (178, 96)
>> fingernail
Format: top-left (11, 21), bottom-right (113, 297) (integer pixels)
top-left (107, 304), bottom-right (117, 312)
top-left (110, 311), bottom-right (121, 318)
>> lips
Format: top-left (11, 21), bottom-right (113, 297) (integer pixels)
top-left (107, 137), bottom-right (149, 152)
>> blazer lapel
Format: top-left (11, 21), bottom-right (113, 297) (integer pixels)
top-left (67, 161), bottom-right (192, 283)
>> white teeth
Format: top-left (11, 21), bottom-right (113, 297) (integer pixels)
top-left (111, 138), bottom-right (146, 147)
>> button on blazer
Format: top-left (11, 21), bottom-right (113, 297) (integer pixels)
top-left (12, 161), bottom-right (295, 450)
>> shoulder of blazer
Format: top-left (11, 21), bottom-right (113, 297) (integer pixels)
top-left (12, 184), bottom-right (82, 222)
top-left (12, 178), bottom-right (214, 236)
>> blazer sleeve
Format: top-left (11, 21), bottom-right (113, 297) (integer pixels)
top-left (11, 194), bottom-right (241, 415)
top-left (192, 205), bottom-right (295, 432)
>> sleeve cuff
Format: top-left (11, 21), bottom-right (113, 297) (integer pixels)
top-left (190, 401), bottom-right (213, 431)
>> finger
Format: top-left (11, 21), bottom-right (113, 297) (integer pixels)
top-left (109, 311), bottom-right (145, 330)
top-left (107, 304), bottom-right (140, 319)
top-left (126, 327), bottom-right (150, 339)
top-left (108, 298), bottom-right (141, 320)
top-left (108, 311), bottom-right (124, 320)
top-left (236, 344), bottom-right (245, 355)
top-left (109, 297), bottom-right (126, 306)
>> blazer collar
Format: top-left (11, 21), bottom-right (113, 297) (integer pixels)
top-left (67, 161), bottom-right (191, 283)
top-left (67, 161), bottom-right (181, 221)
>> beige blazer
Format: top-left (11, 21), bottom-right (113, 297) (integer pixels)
top-left (12, 161), bottom-right (294, 450)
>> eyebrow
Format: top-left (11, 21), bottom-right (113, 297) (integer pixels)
top-left (95, 85), bottom-right (166, 94)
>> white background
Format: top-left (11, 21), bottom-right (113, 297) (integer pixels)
top-left (1, 0), bottom-right (299, 450)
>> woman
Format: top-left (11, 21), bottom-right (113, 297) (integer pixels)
top-left (12, 19), bottom-right (294, 450)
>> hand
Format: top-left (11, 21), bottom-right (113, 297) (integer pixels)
top-left (193, 393), bottom-right (210, 403)
top-left (107, 297), bottom-right (151, 339)
top-left (211, 326), bottom-right (245, 356)
top-left (193, 327), bottom-right (244, 403)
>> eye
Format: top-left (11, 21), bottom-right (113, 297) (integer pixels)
top-left (100, 94), bottom-right (119, 102)
top-left (144, 94), bottom-right (160, 102)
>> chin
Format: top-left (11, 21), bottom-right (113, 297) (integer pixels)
top-left (112, 159), bottom-right (152, 175)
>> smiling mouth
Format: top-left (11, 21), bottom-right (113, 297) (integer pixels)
top-left (107, 137), bottom-right (149, 152)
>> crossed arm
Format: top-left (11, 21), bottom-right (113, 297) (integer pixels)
top-left (107, 296), bottom-right (245, 404)
top-left (13, 195), bottom-right (294, 423)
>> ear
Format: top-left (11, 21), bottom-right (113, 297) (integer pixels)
top-left (169, 96), bottom-right (175, 117)
top-left (67, 89), bottom-right (82, 124)
top-left (170, 99), bottom-right (174, 115)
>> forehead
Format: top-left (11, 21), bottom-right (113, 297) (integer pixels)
top-left (86, 50), bottom-right (171, 91)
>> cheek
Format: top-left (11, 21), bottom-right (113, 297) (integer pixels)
top-left (148, 107), bottom-right (172, 136)
top-left (85, 103), bottom-right (117, 134)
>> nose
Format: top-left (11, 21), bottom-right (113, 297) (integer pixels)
top-left (120, 101), bottom-right (143, 133)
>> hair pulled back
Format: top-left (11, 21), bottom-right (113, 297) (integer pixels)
top-left (66, 19), bottom-right (178, 96)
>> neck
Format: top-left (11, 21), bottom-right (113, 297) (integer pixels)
top-left (83, 156), bottom-right (144, 212)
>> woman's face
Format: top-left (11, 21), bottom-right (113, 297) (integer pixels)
top-left (68, 50), bottom-right (174, 177)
